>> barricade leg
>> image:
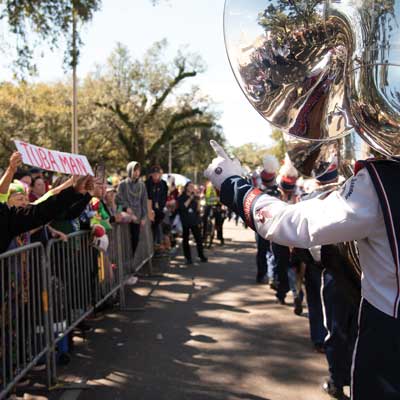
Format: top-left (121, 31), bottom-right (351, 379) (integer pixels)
top-left (116, 225), bottom-right (126, 309)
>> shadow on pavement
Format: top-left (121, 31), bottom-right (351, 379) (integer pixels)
top-left (52, 236), bottom-right (326, 400)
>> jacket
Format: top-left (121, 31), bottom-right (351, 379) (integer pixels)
top-left (0, 187), bottom-right (91, 254)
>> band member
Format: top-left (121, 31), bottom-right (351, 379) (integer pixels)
top-left (205, 140), bottom-right (400, 399)
top-left (300, 164), bottom-right (358, 399)
top-left (255, 155), bottom-right (280, 284)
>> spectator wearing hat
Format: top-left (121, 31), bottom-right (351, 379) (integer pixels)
top-left (104, 185), bottom-right (118, 217)
top-left (145, 165), bottom-right (168, 248)
top-left (0, 153), bottom-right (93, 254)
top-left (13, 169), bottom-right (32, 187)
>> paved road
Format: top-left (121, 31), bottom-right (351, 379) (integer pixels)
top-left (53, 221), bottom-right (335, 400)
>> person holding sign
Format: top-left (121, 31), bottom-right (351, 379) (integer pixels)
top-left (0, 152), bottom-right (94, 254)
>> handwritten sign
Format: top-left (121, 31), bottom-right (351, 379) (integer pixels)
top-left (14, 140), bottom-right (94, 176)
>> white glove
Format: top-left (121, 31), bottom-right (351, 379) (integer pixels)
top-left (204, 140), bottom-right (243, 189)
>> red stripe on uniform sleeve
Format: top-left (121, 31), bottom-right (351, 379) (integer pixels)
top-left (243, 188), bottom-right (263, 229)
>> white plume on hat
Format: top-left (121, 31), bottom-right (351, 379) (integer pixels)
top-left (279, 154), bottom-right (299, 178)
top-left (263, 154), bottom-right (279, 174)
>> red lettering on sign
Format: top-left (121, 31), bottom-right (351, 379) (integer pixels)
top-left (69, 157), bottom-right (79, 175)
top-left (59, 155), bottom-right (70, 173)
top-left (31, 147), bottom-right (44, 168)
top-left (19, 142), bottom-right (34, 165)
top-left (75, 158), bottom-right (88, 175)
top-left (38, 148), bottom-right (51, 170)
top-left (48, 150), bottom-right (60, 171)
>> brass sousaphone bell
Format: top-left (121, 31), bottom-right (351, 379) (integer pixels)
top-left (224, 0), bottom-right (400, 156)
top-left (223, 0), bottom-right (400, 284)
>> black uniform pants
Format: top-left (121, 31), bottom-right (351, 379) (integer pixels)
top-left (321, 270), bottom-right (357, 388)
top-left (272, 243), bottom-right (290, 301)
top-left (182, 225), bottom-right (204, 261)
top-left (305, 263), bottom-right (326, 346)
top-left (256, 235), bottom-right (269, 279)
top-left (352, 299), bottom-right (400, 399)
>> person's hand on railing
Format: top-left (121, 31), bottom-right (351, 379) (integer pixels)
top-left (48, 226), bottom-right (68, 242)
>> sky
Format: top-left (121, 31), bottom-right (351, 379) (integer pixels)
top-left (0, 0), bottom-right (273, 148)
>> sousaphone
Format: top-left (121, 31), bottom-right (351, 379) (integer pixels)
top-left (223, 0), bottom-right (400, 287)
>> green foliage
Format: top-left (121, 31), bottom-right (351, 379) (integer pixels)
top-left (92, 41), bottom-right (222, 170)
top-left (0, 41), bottom-right (223, 174)
top-left (230, 129), bottom-right (286, 171)
top-left (0, 0), bottom-right (101, 74)
top-left (0, 0), bottom-right (166, 75)
top-left (231, 143), bottom-right (270, 170)
top-left (269, 129), bottom-right (286, 162)
top-left (0, 81), bottom-right (71, 163)
top-left (258, 0), bottom-right (323, 38)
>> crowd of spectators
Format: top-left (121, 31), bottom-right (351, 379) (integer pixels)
top-left (0, 152), bottom-right (227, 391)
top-left (0, 152), bottom-right (225, 265)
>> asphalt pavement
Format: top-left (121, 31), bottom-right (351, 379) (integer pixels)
top-left (48, 220), bottom-right (338, 400)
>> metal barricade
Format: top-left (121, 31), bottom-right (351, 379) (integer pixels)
top-left (112, 222), bottom-right (153, 278)
top-left (133, 220), bottom-right (154, 274)
top-left (112, 224), bottom-right (133, 280)
top-left (0, 220), bottom-right (154, 397)
top-left (0, 243), bottom-right (50, 400)
top-left (110, 222), bottom-right (153, 308)
top-left (46, 231), bottom-right (95, 384)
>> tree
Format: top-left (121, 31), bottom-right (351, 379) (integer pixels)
top-left (269, 129), bottom-right (286, 162)
top-left (0, 46), bottom-right (224, 173)
top-left (0, 0), bottom-right (101, 74)
top-left (231, 143), bottom-right (270, 170)
top-left (0, 79), bottom-right (133, 168)
top-left (0, 0), bottom-right (168, 74)
top-left (258, 0), bottom-right (323, 41)
top-left (230, 129), bottom-right (286, 172)
top-left (93, 41), bottom-right (221, 168)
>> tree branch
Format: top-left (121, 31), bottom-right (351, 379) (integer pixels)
top-left (109, 121), bottom-right (135, 158)
top-left (141, 66), bottom-right (197, 125)
top-left (95, 101), bottom-right (140, 143)
top-left (146, 109), bottom-right (213, 161)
